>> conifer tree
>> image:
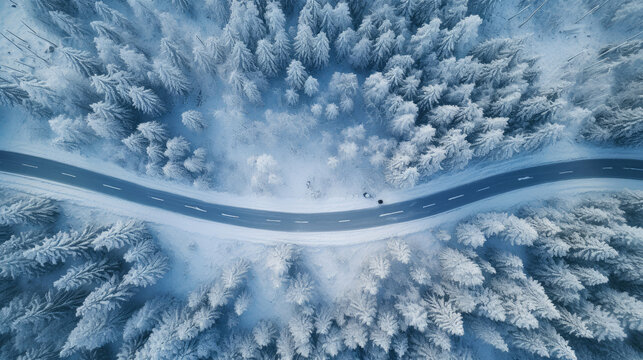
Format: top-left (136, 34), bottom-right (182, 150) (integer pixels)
top-left (0, 197), bottom-right (58, 226)
top-left (0, 81), bottom-right (29, 107)
top-left (87, 101), bottom-right (131, 139)
top-left (76, 276), bottom-right (134, 317)
top-left (128, 86), bottom-right (165, 115)
top-left (53, 258), bottom-right (119, 291)
top-left (286, 60), bottom-right (308, 90)
top-left (59, 47), bottom-right (101, 77)
top-left (256, 39), bottom-right (279, 77)
top-left (92, 221), bottom-right (147, 251)
top-left (153, 60), bottom-right (191, 95)
top-left (23, 226), bottom-right (102, 266)
top-left (137, 121), bottom-right (168, 142)
top-left (49, 10), bottom-right (90, 38)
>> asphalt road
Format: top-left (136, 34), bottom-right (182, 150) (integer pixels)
top-left (1, 150), bottom-right (642, 232)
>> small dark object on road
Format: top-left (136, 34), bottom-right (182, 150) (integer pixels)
top-left (363, 192), bottom-right (372, 198)
top-left (378, 199), bottom-right (383, 204)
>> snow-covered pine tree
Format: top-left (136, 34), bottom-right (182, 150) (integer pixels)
top-left (395, 288), bottom-right (429, 331)
top-left (137, 121), bottom-right (168, 142)
top-left (256, 39), bottom-right (279, 77)
top-left (59, 47), bottom-right (101, 77)
top-left (265, 1), bottom-right (286, 35)
top-left (265, 243), bottom-right (297, 287)
top-left (285, 88), bottom-right (299, 106)
top-left (425, 295), bottom-right (464, 336)
top-left (184, 148), bottom-right (208, 174)
top-left (94, 1), bottom-right (134, 32)
top-left (164, 136), bottom-right (191, 161)
top-left (122, 252), bottom-right (169, 288)
top-left (253, 320), bottom-right (276, 348)
top-left (335, 28), bottom-right (357, 60)
top-left (303, 76), bottom-right (319, 96)
top-left (49, 115), bottom-right (93, 150)
top-left (121, 131), bottom-right (149, 154)
top-left (455, 223), bottom-right (486, 248)
top-left (0, 81), bottom-right (29, 107)
top-left (160, 38), bottom-right (190, 70)
top-left (92, 220), bottom-right (147, 251)
top-left (350, 37), bottom-right (373, 69)
top-left (311, 32), bottom-right (330, 69)
top-left (86, 101), bottom-right (132, 139)
top-left (62, 308), bottom-right (128, 355)
top-left (49, 10), bottom-right (90, 39)
top-left (123, 238), bottom-right (159, 264)
top-left (387, 238), bottom-right (411, 263)
top-left (12, 288), bottom-right (86, 329)
top-left (192, 37), bottom-right (220, 74)
top-left (153, 60), bottom-right (191, 95)
top-left (119, 46), bottom-right (151, 81)
top-left (273, 30), bottom-right (292, 68)
top-left (229, 41), bottom-right (257, 73)
top-left (23, 225), bottom-right (102, 266)
top-left (286, 60), bottom-right (307, 90)
top-left (348, 291), bottom-right (377, 326)
top-left (342, 318), bottom-right (368, 350)
top-left (439, 247), bottom-right (484, 286)
top-left (500, 214), bottom-right (538, 246)
top-left (53, 257), bottom-right (119, 291)
top-left (128, 86), bottom-right (165, 116)
top-left (76, 275), bottom-right (134, 317)
top-left (286, 272), bottom-right (314, 305)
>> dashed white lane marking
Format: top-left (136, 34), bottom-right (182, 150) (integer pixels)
top-left (149, 196), bottom-right (164, 202)
top-left (294, 220), bottom-right (309, 224)
top-left (184, 205), bottom-right (207, 213)
top-left (559, 170), bottom-right (573, 174)
top-left (221, 213), bottom-right (239, 218)
top-left (602, 166), bottom-right (613, 170)
top-left (338, 219), bottom-right (351, 223)
top-left (448, 194), bottom-right (464, 201)
top-left (380, 210), bottom-right (403, 217)
top-left (517, 176), bottom-right (533, 181)
top-left (422, 203), bottom-right (436, 208)
top-left (266, 219), bottom-right (281, 223)
top-left (61, 172), bottom-right (76, 178)
top-left (21, 163), bottom-right (38, 168)
top-left (624, 167), bottom-right (643, 171)
top-left (102, 184), bottom-right (121, 190)
top-left (477, 186), bottom-right (490, 192)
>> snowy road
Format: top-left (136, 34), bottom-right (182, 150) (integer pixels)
top-left (1, 150), bottom-right (642, 232)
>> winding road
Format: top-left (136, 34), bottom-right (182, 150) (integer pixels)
top-left (1, 150), bottom-right (642, 232)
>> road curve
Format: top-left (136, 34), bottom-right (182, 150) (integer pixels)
top-left (1, 151), bottom-right (642, 232)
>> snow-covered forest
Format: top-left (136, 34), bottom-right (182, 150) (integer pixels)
top-left (0, 1), bottom-right (641, 359)
top-left (0, 0), bottom-right (640, 196)
top-left (0, 190), bottom-right (169, 359)
top-left (1, 188), bottom-right (641, 359)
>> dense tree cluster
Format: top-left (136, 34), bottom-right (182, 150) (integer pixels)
top-left (1, 190), bottom-right (641, 358)
top-left (0, 191), bottom-right (168, 359)
top-left (0, 0), bottom-right (603, 192)
top-left (1, 0), bottom-right (214, 188)
top-left (104, 188), bottom-right (638, 359)
top-left (576, 39), bottom-right (643, 146)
